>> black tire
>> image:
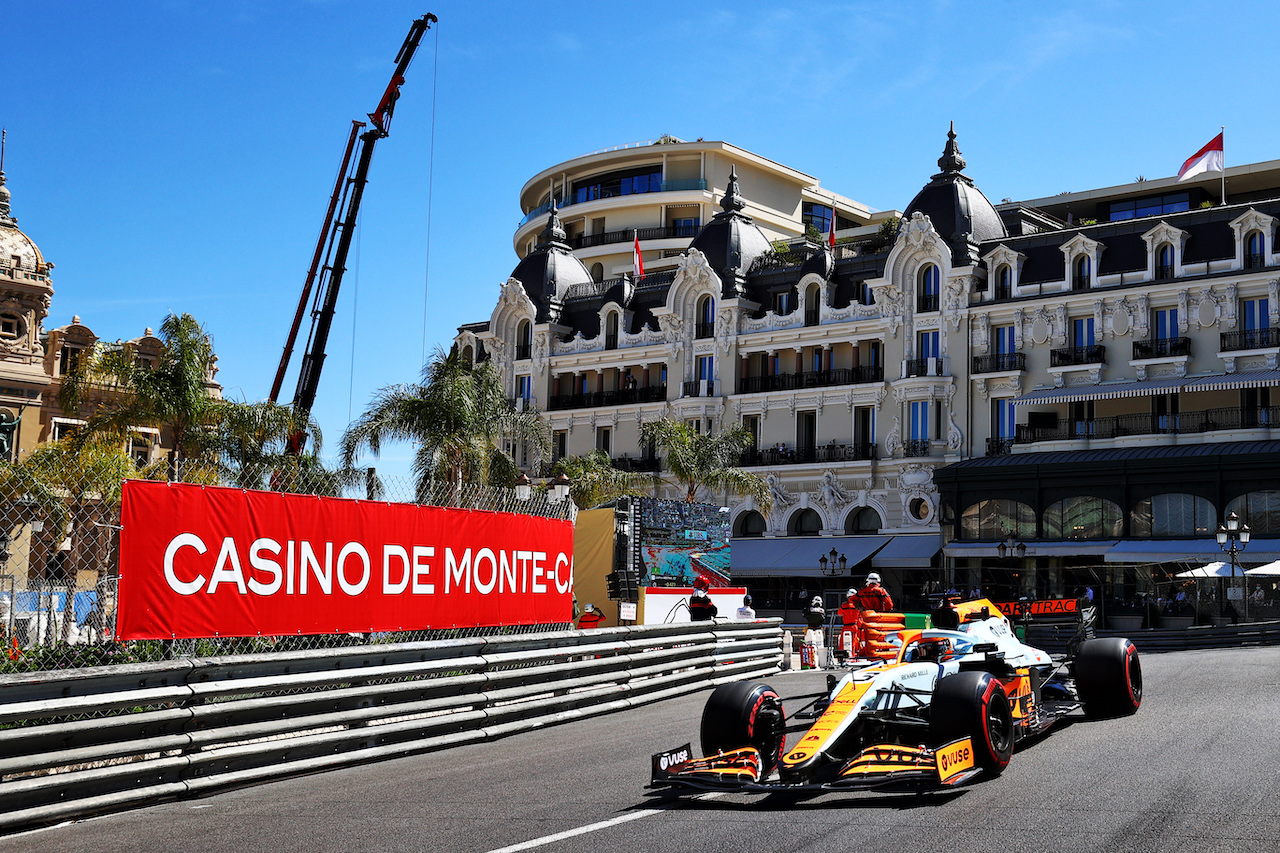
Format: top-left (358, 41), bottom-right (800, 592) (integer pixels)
top-left (930, 671), bottom-right (1014, 775)
top-left (700, 681), bottom-right (786, 773)
top-left (1075, 637), bottom-right (1142, 718)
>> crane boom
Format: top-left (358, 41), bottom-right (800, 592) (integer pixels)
top-left (274, 13), bottom-right (437, 452)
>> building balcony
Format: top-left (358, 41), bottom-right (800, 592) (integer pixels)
top-left (804, 307), bottom-right (820, 327)
top-left (570, 223), bottom-right (702, 251)
top-left (1071, 275), bottom-right (1090, 292)
top-left (515, 343), bottom-right (532, 361)
top-left (695, 322), bottom-right (715, 339)
top-left (917, 293), bottom-right (939, 313)
top-left (1014, 404), bottom-right (1280, 444)
top-left (972, 352), bottom-right (1026, 374)
top-left (903, 357), bottom-right (947, 378)
top-left (736, 366), bottom-right (883, 394)
top-left (1246, 252), bottom-right (1267, 270)
top-left (1132, 336), bottom-right (1190, 359)
top-left (517, 181), bottom-right (709, 229)
top-left (739, 441), bottom-right (875, 467)
top-left (986, 437), bottom-right (1014, 456)
top-left (1155, 263), bottom-right (1175, 281)
top-left (1221, 327), bottom-right (1280, 352)
top-left (1050, 344), bottom-right (1105, 367)
top-left (547, 385), bottom-right (666, 411)
top-left (612, 455), bottom-right (660, 472)
top-left (903, 439), bottom-right (932, 457)
top-left (682, 379), bottom-right (717, 397)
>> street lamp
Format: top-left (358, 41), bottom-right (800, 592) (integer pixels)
top-left (550, 472), bottom-right (572, 503)
top-left (996, 534), bottom-right (1026, 559)
top-left (514, 472), bottom-right (532, 502)
top-left (819, 547), bottom-right (847, 577)
top-left (1216, 511), bottom-right (1251, 621)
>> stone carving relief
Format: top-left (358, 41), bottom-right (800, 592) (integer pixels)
top-left (813, 470), bottom-right (853, 518)
top-left (946, 410), bottom-right (962, 451)
top-left (884, 416), bottom-right (902, 456)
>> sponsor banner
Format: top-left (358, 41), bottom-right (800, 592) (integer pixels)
top-left (991, 598), bottom-right (1079, 619)
top-left (117, 480), bottom-right (574, 640)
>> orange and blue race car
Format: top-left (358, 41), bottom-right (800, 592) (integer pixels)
top-left (650, 597), bottom-right (1141, 794)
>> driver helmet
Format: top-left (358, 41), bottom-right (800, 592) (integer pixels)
top-left (915, 638), bottom-right (952, 662)
top-left (811, 596), bottom-right (823, 608)
top-left (693, 576), bottom-right (710, 591)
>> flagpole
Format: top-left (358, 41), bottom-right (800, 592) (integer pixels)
top-left (1220, 125), bottom-right (1226, 206)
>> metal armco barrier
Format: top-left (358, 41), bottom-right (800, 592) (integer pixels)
top-left (0, 619), bottom-right (782, 833)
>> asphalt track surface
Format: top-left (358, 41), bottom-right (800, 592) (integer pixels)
top-left (4, 646), bottom-right (1279, 853)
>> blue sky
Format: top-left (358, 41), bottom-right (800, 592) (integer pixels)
top-left (5, 0), bottom-right (1276, 478)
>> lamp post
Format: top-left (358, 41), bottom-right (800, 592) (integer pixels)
top-left (1216, 511), bottom-right (1250, 622)
top-left (514, 472), bottom-right (532, 502)
top-left (550, 472), bottom-right (572, 503)
top-left (819, 547), bottom-right (847, 577)
top-left (996, 534), bottom-right (1026, 559)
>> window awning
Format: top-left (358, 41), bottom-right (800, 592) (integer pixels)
top-left (1013, 377), bottom-right (1189, 406)
top-left (872, 534), bottom-right (942, 568)
top-left (1183, 369), bottom-right (1280, 392)
top-left (944, 540), bottom-right (1117, 558)
top-left (730, 536), bottom-right (890, 578)
top-left (1104, 538), bottom-right (1280, 563)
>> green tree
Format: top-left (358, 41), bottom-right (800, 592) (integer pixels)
top-left (340, 347), bottom-right (549, 500)
top-left (639, 418), bottom-right (772, 511)
top-left (209, 398), bottom-right (323, 490)
top-left (553, 450), bottom-right (656, 509)
top-left (58, 312), bottom-right (221, 476)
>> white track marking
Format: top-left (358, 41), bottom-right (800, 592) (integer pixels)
top-left (484, 793), bottom-right (724, 853)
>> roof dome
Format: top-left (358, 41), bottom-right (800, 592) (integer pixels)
top-left (509, 202), bottom-right (594, 323)
top-left (688, 167), bottom-right (774, 297)
top-left (902, 123), bottom-right (1006, 265)
top-left (799, 246), bottom-right (834, 281)
top-left (0, 169), bottom-right (47, 275)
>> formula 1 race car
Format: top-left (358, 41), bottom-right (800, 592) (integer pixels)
top-left (650, 597), bottom-right (1141, 794)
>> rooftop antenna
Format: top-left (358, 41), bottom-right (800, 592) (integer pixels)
top-left (1, 127), bottom-right (6, 174)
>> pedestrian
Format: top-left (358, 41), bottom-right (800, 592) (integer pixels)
top-left (735, 594), bottom-right (756, 620)
top-left (801, 595), bottom-right (826, 669)
top-left (577, 603), bottom-right (606, 630)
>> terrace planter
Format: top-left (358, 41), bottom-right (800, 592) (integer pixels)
top-left (1107, 614), bottom-right (1144, 632)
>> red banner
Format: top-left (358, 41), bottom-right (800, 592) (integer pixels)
top-left (117, 480), bottom-right (575, 640)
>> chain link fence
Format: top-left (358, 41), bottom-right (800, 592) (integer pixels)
top-left (0, 459), bottom-right (577, 674)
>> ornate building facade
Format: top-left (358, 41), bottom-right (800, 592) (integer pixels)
top-left (459, 130), bottom-right (1280, 618)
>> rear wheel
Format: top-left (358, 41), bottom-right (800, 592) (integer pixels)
top-left (700, 681), bottom-right (786, 773)
top-left (930, 671), bottom-right (1014, 775)
top-left (1075, 637), bottom-right (1142, 718)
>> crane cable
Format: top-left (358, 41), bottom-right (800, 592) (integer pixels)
top-left (420, 20), bottom-right (440, 368)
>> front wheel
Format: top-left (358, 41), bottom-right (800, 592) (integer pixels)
top-left (930, 671), bottom-right (1014, 775)
top-left (1075, 638), bottom-right (1142, 718)
top-left (700, 681), bottom-right (786, 773)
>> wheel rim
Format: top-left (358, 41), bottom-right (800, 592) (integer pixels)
top-left (986, 696), bottom-right (1013, 756)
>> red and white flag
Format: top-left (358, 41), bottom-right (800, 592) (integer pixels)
top-left (633, 233), bottom-right (644, 278)
top-left (1177, 132), bottom-right (1224, 182)
top-left (828, 210), bottom-right (837, 249)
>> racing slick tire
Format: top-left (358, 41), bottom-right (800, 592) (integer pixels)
top-left (929, 671), bottom-right (1014, 775)
top-left (1074, 637), bottom-right (1142, 718)
top-left (700, 681), bottom-right (786, 773)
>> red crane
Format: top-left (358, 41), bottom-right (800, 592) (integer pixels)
top-left (271, 13), bottom-right (437, 453)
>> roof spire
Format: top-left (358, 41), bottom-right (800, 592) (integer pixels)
top-left (538, 198), bottom-right (568, 247)
top-left (937, 121), bottom-right (967, 174)
top-left (0, 128), bottom-right (13, 225)
top-left (720, 166), bottom-right (746, 214)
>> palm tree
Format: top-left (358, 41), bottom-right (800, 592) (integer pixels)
top-left (210, 398), bottom-right (322, 490)
top-left (553, 450), bottom-right (656, 509)
top-left (639, 418), bottom-right (772, 512)
top-left (340, 347), bottom-right (549, 500)
top-left (58, 312), bottom-right (221, 477)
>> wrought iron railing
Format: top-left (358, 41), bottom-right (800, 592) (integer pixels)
top-left (1221, 327), bottom-right (1280, 351)
top-left (547, 385), bottom-right (666, 410)
top-left (903, 439), bottom-right (932, 457)
top-left (917, 293), bottom-right (939, 313)
top-left (1155, 263), bottom-right (1175, 281)
top-left (1132, 337), bottom-right (1190, 359)
top-left (972, 352), bottom-right (1026, 373)
top-left (1246, 252), bottom-right (1267, 270)
top-left (516, 343), bottom-right (532, 360)
top-left (739, 442), bottom-right (875, 467)
top-left (1072, 275), bottom-right (1090, 291)
top-left (986, 437), bottom-right (1015, 456)
top-left (1050, 344), bottom-right (1106, 366)
top-left (682, 379), bottom-right (716, 397)
top-left (695, 322), bottom-right (715, 339)
top-left (736, 366), bottom-right (882, 394)
top-left (1015, 404), bottom-right (1280, 444)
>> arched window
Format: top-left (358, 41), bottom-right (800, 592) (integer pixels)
top-left (1246, 231), bottom-right (1266, 270)
top-left (804, 283), bottom-right (821, 326)
top-left (516, 320), bottom-right (533, 360)
top-left (1156, 244), bottom-right (1174, 280)
top-left (995, 265), bottom-right (1011, 300)
top-left (734, 510), bottom-right (767, 538)
top-left (696, 295), bottom-right (715, 339)
top-left (591, 262), bottom-right (604, 282)
top-left (788, 508), bottom-right (822, 536)
top-left (1226, 491), bottom-right (1280, 535)
top-left (960, 499), bottom-right (1035, 540)
top-left (605, 312), bottom-right (619, 350)
top-left (918, 264), bottom-right (940, 312)
top-left (461, 345), bottom-right (474, 365)
top-left (1073, 255), bottom-right (1091, 291)
top-left (845, 506), bottom-right (882, 534)
top-left (1130, 494), bottom-right (1216, 537)
top-left (1043, 496), bottom-right (1123, 539)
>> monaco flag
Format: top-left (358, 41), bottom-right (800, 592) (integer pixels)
top-left (1177, 132), bottom-right (1224, 182)
top-left (633, 232), bottom-right (644, 277)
